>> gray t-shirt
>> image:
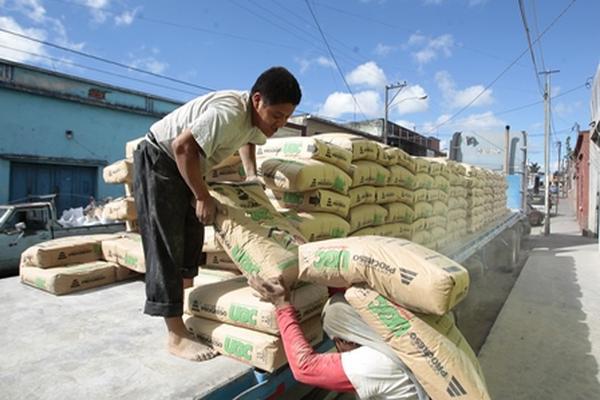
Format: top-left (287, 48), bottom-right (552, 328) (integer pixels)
top-left (149, 90), bottom-right (267, 171)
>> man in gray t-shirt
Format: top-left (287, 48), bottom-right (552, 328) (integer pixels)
top-left (133, 67), bottom-right (301, 361)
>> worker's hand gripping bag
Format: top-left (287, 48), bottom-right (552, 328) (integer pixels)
top-left (209, 182), bottom-right (306, 288)
top-left (298, 235), bottom-right (469, 315)
top-left (345, 286), bottom-right (490, 400)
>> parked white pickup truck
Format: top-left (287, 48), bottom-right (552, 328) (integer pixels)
top-left (0, 201), bottom-right (124, 276)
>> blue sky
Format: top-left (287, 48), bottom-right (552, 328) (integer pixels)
top-left (0, 0), bottom-right (597, 170)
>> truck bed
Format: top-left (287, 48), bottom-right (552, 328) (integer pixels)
top-left (0, 212), bottom-right (522, 399)
top-left (0, 278), bottom-right (254, 400)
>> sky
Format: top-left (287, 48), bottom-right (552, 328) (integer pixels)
top-left (0, 0), bottom-right (598, 171)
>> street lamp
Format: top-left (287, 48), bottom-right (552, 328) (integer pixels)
top-left (383, 82), bottom-right (427, 144)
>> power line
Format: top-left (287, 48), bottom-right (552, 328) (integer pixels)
top-left (530, 0), bottom-right (547, 72)
top-left (0, 44), bottom-right (201, 98)
top-left (518, 0), bottom-right (544, 94)
top-left (423, 0), bottom-right (577, 135)
top-left (0, 27), bottom-right (216, 92)
top-left (304, 0), bottom-right (367, 120)
top-left (43, 0), bottom-right (300, 51)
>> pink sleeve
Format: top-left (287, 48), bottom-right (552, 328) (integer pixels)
top-left (276, 305), bottom-right (355, 392)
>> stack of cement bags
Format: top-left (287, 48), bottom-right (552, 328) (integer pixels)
top-left (183, 277), bottom-right (327, 372)
top-left (314, 134), bottom-right (391, 236)
top-left (19, 233), bottom-right (141, 294)
top-left (463, 165), bottom-right (487, 234)
top-left (298, 236), bottom-right (491, 400)
top-left (256, 136), bottom-right (353, 242)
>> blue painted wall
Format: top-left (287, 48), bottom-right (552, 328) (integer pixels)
top-left (0, 60), bottom-right (183, 209)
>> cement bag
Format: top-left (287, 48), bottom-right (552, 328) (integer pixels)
top-left (207, 163), bottom-right (246, 183)
top-left (375, 186), bottom-right (404, 204)
top-left (348, 185), bottom-right (376, 207)
top-left (315, 132), bottom-right (378, 161)
top-left (203, 226), bottom-right (223, 253)
top-left (413, 157), bottom-right (430, 174)
top-left (298, 236), bottom-right (470, 315)
top-left (125, 137), bottom-right (144, 158)
top-left (415, 173), bottom-right (434, 190)
top-left (419, 313), bottom-right (485, 382)
top-left (413, 202), bottom-right (433, 219)
top-left (259, 158), bottom-right (351, 194)
top-left (427, 189), bottom-right (439, 202)
top-left (184, 314), bottom-right (323, 373)
top-left (347, 204), bottom-right (388, 232)
top-left (375, 223), bottom-right (412, 238)
top-left (283, 211), bottom-right (350, 242)
top-left (209, 182), bottom-right (305, 241)
top-left (101, 233), bottom-right (145, 273)
top-left (411, 219), bottom-right (426, 233)
top-left (345, 286), bottom-right (490, 400)
top-left (411, 230), bottom-right (431, 245)
top-left (102, 197), bottom-right (137, 220)
top-left (434, 175), bottom-right (449, 192)
top-left (375, 143), bottom-right (398, 166)
top-left (20, 261), bottom-right (117, 295)
top-left (20, 234), bottom-right (114, 268)
top-left (448, 209), bottom-right (467, 221)
top-left (103, 159), bottom-right (133, 184)
top-left (349, 226), bottom-right (377, 237)
top-left (413, 189), bottom-right (428, 203)
top-left (267, 188), bottom-right (350, 218)
top-left (426, 160), bottom-right (441, 176)
top-left (205, 251), bottom-right (239, 271)
top-left (395, 148), bottom-right (416, 173)
top-left (350, 161), bottom-right (390, 187)
top-left (388, 165), bottom-right (416, 189)
top-left (213, 206), bottom-right (301, 288)
top-left (433, 201), bottom-right (449, 217)
top-left (394, 187), bottom-right (414, 205)
top-left (256, 137), bottom-right (352, 172)
top-left (429, 216), bottom-right (447, 229)
top-left (448, 197), bottom-right (459, 210)
top-left (184, 278), bottom-right (328, 334)
top-left (431, 226), bottom-right (446, 241)
top-left (423, 157), bottom-right (450, 178)
top-left (383, 202), bottom-right (415, 224)
top-left (193, 268), bottom-right (241, 287)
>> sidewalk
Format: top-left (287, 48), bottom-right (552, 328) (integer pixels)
top-left (479, 201), bottom-right (600, 399)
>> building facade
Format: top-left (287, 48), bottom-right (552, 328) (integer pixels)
top-left (572, 130), bottom-right (591, 233)
top-left (0, 60), bottom-right (182, 213)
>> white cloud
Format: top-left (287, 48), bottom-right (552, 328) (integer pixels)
top-left (129, 56), bottom-right (168, 74)
top-left (406, 32), bottom-right (454, 66)
top-left (0, 16), bottom-right (48, 63)
top-left (374, 43), bottom-right (394, 57)
top-left (391, 84), bottom-right (429, 115)
top-left (435, 70), bottom-right (493, 109)
top-left (346, 61), bottom-right (386, 89)
top-left (115, 7), bottom-right (140, 26)
top-left (422, 111), bottom-right (506, 136)
top-left (14, 0), bottom-right (46, 22)
top-left (297, 56), bottom-right (335, 73)
top-left (318, 90), bottom-right (382, 118)
top-left (80, 0), bottom-right (111, 24)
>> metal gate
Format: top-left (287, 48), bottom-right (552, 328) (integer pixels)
top-left (9, 162), bottom-right (97, 213)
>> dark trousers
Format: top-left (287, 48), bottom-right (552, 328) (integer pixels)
top-left (133, 139), bottom-right (205, 317)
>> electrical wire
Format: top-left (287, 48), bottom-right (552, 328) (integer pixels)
top-left (518, 0), bottom-right (544, 95)
top-left (423, 0), bottom-right (577, 135)
top-left (304, 0), bottom-right (367, 121)
top-left (0, 44), bottom-right (201, 98)
top-left (0, 27), bottom-right (216, 92)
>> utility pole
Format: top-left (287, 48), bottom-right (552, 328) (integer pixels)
top-left (539, 69), bottom-right (559, 236)
top-left (504, 125), bottom-right (510, 174)
top-left (556, 140), bottom-right (561, 214)
top-left (383, 81), bottom-right (407, 145)
top-left (521, 130), bottom-right (528, 213)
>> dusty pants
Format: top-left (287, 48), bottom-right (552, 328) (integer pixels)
top-left (133, 137), bottom-right (205, 317)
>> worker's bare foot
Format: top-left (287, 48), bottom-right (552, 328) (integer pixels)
top-left (168, 330), bottom-right (217, 361)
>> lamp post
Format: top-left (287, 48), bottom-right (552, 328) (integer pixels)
top-left (383, 82), bottom-right (427, 145)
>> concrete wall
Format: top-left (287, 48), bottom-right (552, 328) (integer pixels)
top-left (589, 140), bottom-right (600, 236)
top-left (0, 60), bottom-right (181, 206)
